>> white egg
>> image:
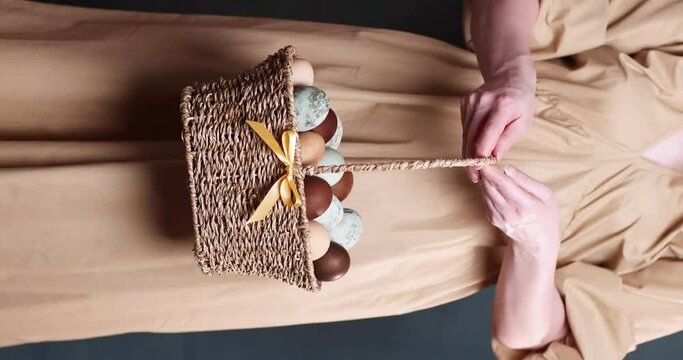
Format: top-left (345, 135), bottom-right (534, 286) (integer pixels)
top-left (291, 59), bottom-right (314, 86)
top-left (316, 147), bottom-right (345, 186)
top-left (313, 196), bottom-right (344, 229)
top-left (326, 112), bottom-right (343, 149)
top-left (294, 86), bottom-right (329, 132)
top-left (330, 208), bottom-right (363, 250)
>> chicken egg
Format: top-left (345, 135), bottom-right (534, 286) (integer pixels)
top-left (331, 172), bottom-right (354, 201)
top-left (313, 242), bottom-right (351, 282)
top-left (292, 59), bottom-right (314, 87)
top-left (307, 220), bottom-right (331, 261)
top-left (294, 86), bottom-right (329, 132)
top-left (310, 108), bottom-right (338, 143)
top-left (303, 176), bottom-right (333, 220)
top-left (326, 112), bottom-right (343, 149)
top-left (329, 208), bottom-right (363, 250)
top-left (313, 196), bottom-right (344, 229)
top-left (298, 131), bottom-right (325, 166)
top-left (316, 147), bottom-right (345, 186)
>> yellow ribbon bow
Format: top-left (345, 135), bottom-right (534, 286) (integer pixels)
top-left (245, 120), bottom-right (302, 224)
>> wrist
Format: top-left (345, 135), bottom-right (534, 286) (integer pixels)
top-left (507, 239), bottom-right (559, 272)
top-left (484, 55), bottom-right (537, 94)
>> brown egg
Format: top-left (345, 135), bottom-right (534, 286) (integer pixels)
top-left (303, 176), bottom-right (333, 220)
top-left (331, 172), bottom-right (354, 201)
top-left (299, 131), bottom-right (326, 165)
top-left (310, 108), bottom-right (338, 143)
top-left (292, 59), bottom-right (314, 86)
top-left (313, 242), bottom-right (351, 282)
top-left (308, 221), bottom-right (331, 261)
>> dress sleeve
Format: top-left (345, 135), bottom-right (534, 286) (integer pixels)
top-left (462, 0), bottom-right (609, 60)
top-left (492, 258), bottom-right (683, 359)
top-left (462, 0), bottom-right (683, 60)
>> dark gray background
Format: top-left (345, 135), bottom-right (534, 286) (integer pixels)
top-left (3, 1), bottom-right (681, 359)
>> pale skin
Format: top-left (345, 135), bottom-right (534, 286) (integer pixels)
top-left (293, 2), bottom-right (682, 348)
top-left (466, 0), bottom-right (683, 351)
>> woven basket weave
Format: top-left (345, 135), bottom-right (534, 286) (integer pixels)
top-left (180, 46), bottom-right (495, 292)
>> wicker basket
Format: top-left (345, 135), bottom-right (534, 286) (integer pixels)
top-left (180, 46), bottom-right (495, 292)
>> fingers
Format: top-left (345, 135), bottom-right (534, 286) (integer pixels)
top-left (462, 90), bottom-right (531, 183)
top-left (465, 99), bottom-right (490, 159)
top-left (483, 196), bottom-right (496, 219)
top-left (473, 98), bottom-right (517, 159)
top-left (461, 98), bottom-right (479, 183)
top-left (492, 120), bottom-right (527, 159)
top-left (481, 180), bottom-right (507, 228)
top-left (503, 166), bottom-right (554, 201)
top-left (466, 164), bottom-right (483, 183)
top-left (479, 166), bottom-right (530, 205)
top-left (460, 98), bottom-right (469, 160)
top-left (483, 195), bottom-right (503, 226)
top-left (481, 177), bottom-right (509, 211)
top-left (464, 95), bottom-right (491, 183)
top-left (460, 94), bottom-right (478, 154)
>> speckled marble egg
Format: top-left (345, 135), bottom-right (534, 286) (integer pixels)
top-left (329, 208), bottom-right (363, 250)
top-left (313, 196), bottom-right (344, 230)
top-left (294, 86), bottom-right (330, 132)
top-left (316, 147), bottom-right (345, 186)
top-left (326, 112), bottom-right (343, 149)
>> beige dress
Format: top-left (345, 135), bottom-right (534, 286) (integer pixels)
top-left (0, 0), bottom-right (681, 358)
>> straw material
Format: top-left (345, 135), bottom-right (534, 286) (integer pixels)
top-left (181, 46), bottom-right (320, 291)
top-left (303, 157), bottom-right (496, 175)
top-left (180, 45), bottom-right (496, 291)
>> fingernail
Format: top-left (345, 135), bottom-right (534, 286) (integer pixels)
top-left (504, 166), bottom-right (514, 176)
top-left (472, 172), bottom-right (479, 183)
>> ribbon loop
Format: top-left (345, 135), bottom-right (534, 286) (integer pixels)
top-left (245, 121), bottom-right (302, 224)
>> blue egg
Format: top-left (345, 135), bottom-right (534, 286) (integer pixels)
top-left (326, 112), bottom-right (343, 149)
top-left (316, 147), bottom-right (345, 186)
top-left (314, 196), bottom-right (344, 230)
top-left (330, 209), bottom-right (363, 250)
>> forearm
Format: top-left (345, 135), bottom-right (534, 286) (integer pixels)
top-left (470, 0), bottom-right (539, 90)
top-left (493, 244), bottom-right (567, 349)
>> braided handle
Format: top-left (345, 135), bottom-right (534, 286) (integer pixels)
top-left (302, 157), bottom-right (497, 175)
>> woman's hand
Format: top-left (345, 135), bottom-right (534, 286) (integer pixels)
top-left (465, 0), bottom-right (539, 183)
top-left (479, 165), bottom-right (560, 268)
top-left (461, 67), bottom-right (535, 183)
top-left (482, 165), bottom-right (568, 349)
top-left (468, 1), bottom-right (568, 350)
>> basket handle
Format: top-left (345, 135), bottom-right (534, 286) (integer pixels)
top-left (302, 157), bottom-right (497, 175)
